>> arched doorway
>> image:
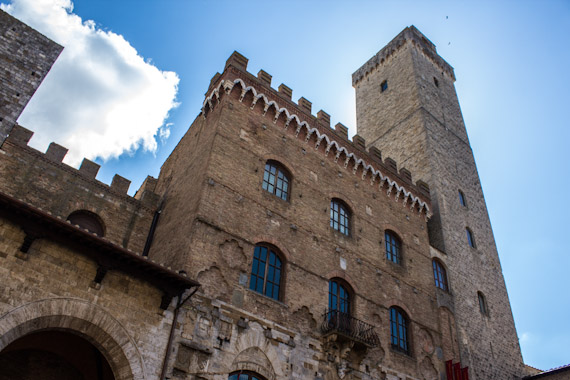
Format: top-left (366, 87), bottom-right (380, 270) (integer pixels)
top-left (0, 330), bottom-right (114, 380)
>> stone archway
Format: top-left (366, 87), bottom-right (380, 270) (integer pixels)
top-left (0, 330), bottom-right (114, 380)
top-left (0, 298), bottom-right (147, 380)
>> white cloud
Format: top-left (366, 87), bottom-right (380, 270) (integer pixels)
top-left (1, 0), bottom-right (179, 165)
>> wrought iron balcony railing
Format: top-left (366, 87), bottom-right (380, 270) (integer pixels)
top-left (321, 310), bottom-right (380, 347)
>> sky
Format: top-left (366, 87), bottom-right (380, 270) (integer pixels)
top-left (2, 0), bottom-right (569, 372)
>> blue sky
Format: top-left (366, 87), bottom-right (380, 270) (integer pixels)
top-left (3, 0), bottom-right (569, 371)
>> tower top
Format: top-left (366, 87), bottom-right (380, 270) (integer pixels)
top-left (352, 25), bottom-right (455, 86)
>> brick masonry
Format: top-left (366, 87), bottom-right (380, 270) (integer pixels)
top-left (0, 13), bottom-right (551, 380)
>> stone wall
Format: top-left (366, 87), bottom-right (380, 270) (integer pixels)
top-left (0, 9), bottom-right (62, 145)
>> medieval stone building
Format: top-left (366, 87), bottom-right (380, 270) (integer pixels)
top-left (0, 9), bottom-right (553, 380)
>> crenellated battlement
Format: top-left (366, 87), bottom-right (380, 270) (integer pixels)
top-left (352, 25), bottom-right (455, 86)
top-left (202, 52), bottom-right (431, 217)
top-left (3, 124), bottom-right (159, 209)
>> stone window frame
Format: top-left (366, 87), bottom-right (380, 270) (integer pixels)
top-left (328, 277), bottom-right (353, 316)
top-left (249, 243), bottom-right (285, 302)
top-left (262, 160), bottom-right (291, 202)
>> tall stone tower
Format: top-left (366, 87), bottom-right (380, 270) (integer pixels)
top-left (353, 26), bottom-right (524, 379)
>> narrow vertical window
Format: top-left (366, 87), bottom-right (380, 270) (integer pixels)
top-left (330, 199), bottom-right (351, 236)
top-left (390, 307), bottom-right (409, 354)
top-left (385, 231), bottom-right (402, 264)
top-left (262, 161), bottom-right (290, 201)
top-left (478, 291), bottom-right (488, 316)
top-left (458, 190), bottom-right (467, 207)
top-left (432, 259), bottom-right (449, 291)
top-left (466, 228), bottom-right (475, 248)
top-left (249, 244), bottom-right (283, 300)
top-left (380, 80), bottom-right (388, 92)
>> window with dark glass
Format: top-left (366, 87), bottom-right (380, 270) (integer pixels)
top-left (328, 279), bottom-right (351, 314)
top-left (229, 371), bottom-right (266, 380)
top-left (432, 259), bottom-right (448, 291)
top-left (385, 231), bottom-right (401, 264)
top-left (330, 199), bottom-right (351, 236)
top-left (381, 80), bottom-right (388, 92)
top-left (249, 244), bottom-right (282, 301)
top-left (390, 307), bottom-right (409, 354)
top-left (67, 210), bottom-right (105, 237)
top-left (458, 190), bottom-right (467, 207)
top-left (262, 161), bottom-right (290, 201)
top-left (466, 228), bottom-right (475, 248)
top-left (478, 291), bottom-right (488, 316)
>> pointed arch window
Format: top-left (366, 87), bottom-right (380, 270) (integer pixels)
top-left (249, 244), bottom-right (283, 301)
top-left (390, 307), bottom-right (410, 354)
top-left (432, 259), bottom-right (449, 291)
top-left (385, 231), bottom-right (402, 264)
top-left (262, 161), bottom-right (290, 201)
top-left (330, 199), bottom-right (351, 236)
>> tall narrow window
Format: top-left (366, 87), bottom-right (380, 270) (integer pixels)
top-left (385, 231), bottom-right (402, 264)
top-left (466, 228), bottom-right (475, 248)
top-left (381, 80), bottom-right (388, 92)
top-left (262, 161), bottom-right (290, 201)
top-left (458, 190), bottom-right (467, 207)
top-left (432, 259), bottom-right (449, 291)
top-left (328, 279), bottom-right (351, 315)
top-left (330, 199), bottom-right (351, 236)
top-left (390, 307), bottom-right (409, 354)
top-left (249, 244), bottom-right (283, 301)
top-left (478, 291), bottom-right (488, 316)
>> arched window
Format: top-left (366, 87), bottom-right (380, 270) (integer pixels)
top-left (262, 161), bottom-right (290, 201)
top-left (385, 231), bottom-right (401, 264)
top-left (390, 307), bottom-right (410, 354)
top-left (478, 291), bottom-right (488, 316)
top-left (328, 278), bottom-right (351, 315)
top-left (458, 190), bottom-right (467, 207)
top-left (466, 228), bottom-right (475, 248)
top-left (67, 210), bottom-right (105, 237)
top-left (330, 199), bottom-right (351, 236)
top-left (249, 244), bottom-right (283, 301)
top-left (229, 371), bottom-right (266, 380)
top-left (432, 259), bottom-right (448, 291)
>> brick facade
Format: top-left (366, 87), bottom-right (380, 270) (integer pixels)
top-left (0, 13), bottom-right (555, 380)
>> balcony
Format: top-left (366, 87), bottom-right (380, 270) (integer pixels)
top-left (321, 310), bottom-right (380, 348)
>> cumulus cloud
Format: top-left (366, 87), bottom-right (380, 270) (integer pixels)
top-left (1, 0), bottom-right (179, 165)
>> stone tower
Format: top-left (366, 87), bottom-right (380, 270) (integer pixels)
top-left (0, 10), bottom-right (62, 145)
top-left (353, 26), bottom-right (524, 379)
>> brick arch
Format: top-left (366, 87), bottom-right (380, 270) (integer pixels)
top-left (249, 237), bottom-right (292, 263)
top-left (261, 154), bottom-right (297, 180)
top-left (0, 298), bottom-right (147, 380)
top-left (325, 270), bottom-right (359, 294)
